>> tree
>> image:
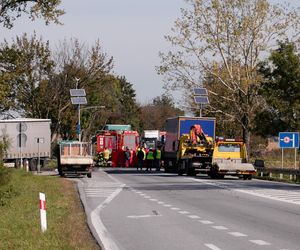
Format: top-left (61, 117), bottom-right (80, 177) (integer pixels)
top-left (256, 41), bottom-right (300, 136)
top-left (44, 39), bottom-right (114, 142)
top-left (112, 76), bottom-right (141, 130)
top-left (157, 0), bottom-right (300, 154)
top-left (0, 33), bottom-right (54, 117)
top-left (0, 0), bottom-right (64, 29)
top-left (140, 94), bottom-right (184, 131)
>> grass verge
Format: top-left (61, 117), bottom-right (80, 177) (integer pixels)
top-left (0, 169), bottom-right (100, 250)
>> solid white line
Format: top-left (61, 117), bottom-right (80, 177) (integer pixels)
top-left (228, 232), bottom-right (247, 237)
top-left (188, 215), bottom-right (201, 219)
top-left (204, 243), bottom-right (222, 250)
top-left (212, 226), bottom-right (228, 230)
top-left (90, 185), bottom-right (125, 250)
top-left (199, 220), bottom-right (214, 225)
top-left (249, 240), bottom-right (270, 246)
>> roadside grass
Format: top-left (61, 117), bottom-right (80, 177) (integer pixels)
top-left (0, 169), bottom-right (100, 250)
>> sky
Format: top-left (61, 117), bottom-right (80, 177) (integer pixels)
top-left (1, 0), bottom-right (300, 104)
top-left (1, 0), bottom-right (183, 104)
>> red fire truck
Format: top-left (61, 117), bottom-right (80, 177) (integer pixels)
top-left (96, 129), bottom-right (139, 167)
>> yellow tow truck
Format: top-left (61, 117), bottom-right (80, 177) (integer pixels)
top-left (210, 138), bottom-right (256, 179)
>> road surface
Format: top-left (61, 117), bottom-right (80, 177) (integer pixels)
top-left (78, 168), bottom-right (300, 250)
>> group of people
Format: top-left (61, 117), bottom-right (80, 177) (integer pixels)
top-left (136, 146), bottom-right (161, 171)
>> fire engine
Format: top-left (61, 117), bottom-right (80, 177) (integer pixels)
top-left (96, 127), bottom-right (139, 167)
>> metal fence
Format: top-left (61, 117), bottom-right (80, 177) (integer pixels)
top-left (255, 167), bottom-right (300, 182)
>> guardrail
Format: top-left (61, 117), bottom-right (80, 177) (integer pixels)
top-left (255, 167), bottom-right (300, 182)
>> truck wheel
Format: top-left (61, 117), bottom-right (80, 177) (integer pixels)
top-left (87, 172), bottom-right (92, 178)
top-left (187, 169), bottom-right (196, 176)
top-left (247, 175), bottom-right (252, 180)
top-left (243, 175), bottom-right (249, 180)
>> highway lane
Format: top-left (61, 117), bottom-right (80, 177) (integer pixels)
top-left (79, 169), bottom-right (300, 250)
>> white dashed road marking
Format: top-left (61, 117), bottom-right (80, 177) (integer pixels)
top-left (171, 207), bottom-right (180, 210)
top-left (249, 240), bottom-right (271, 246)
top-left (228, 232), bottom-right (247, 237)
top-left (178, 211), bottom-right (189, 214)
top-left (199, 220), bottom-right (214, 225)
top-left (188, 215), bottom-right (201, 219)
top-left (204, 243), bottom-right (222, 250)
top-left (212, 226), bottom-right (228, 230)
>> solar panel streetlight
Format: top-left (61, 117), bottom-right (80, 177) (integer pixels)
top-left (193, 87), bottom-right (209, 117)
top-left (70, 80), bottom-right (87, 142)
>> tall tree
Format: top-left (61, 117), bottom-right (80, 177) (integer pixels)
top-left (111, 76), bottom-right (141, 130)
top-left (0, 0), bottom-right (64, 29)
top-left (0, 33), bottom-right (54, 116)
top-left (256, 41), bottom-right (300, 136)
top-left (157, 0), bottom-right (300, 153)
top-left (140, 94), bottom-right (184, 131)
top-left (45, 39), bottom-right (114, 142)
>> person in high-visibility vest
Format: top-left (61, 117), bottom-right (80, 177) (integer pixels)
top-left (153, 147), bottom-right (161, 171)
top-left (146, 148), bottom-right (154, 171)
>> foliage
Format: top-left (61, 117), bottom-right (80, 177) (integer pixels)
top-left (139, 94), bottom-right (184, 131)
top-left (107, 76), bottom-right (141, 130)
top-left (256, 41), bottom-right (300, 136)
top-left (0, 33), bottom-right (54, 117)
top-left (44, 38), bottom-right (114, 142)
top-left (157, 0), bottom-right (300, 153)
top-left (0, 0), bottom-right (64, 29)
top-left (0, 35), bottom-right (142, 143)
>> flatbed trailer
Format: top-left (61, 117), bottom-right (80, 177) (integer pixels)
top-left (57, 141), bottom-right (93, 178)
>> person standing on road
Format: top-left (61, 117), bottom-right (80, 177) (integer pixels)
top-left (103, 147), bottom-right (110, 166)
top-left (146, 148), bottom-right (154, 171)
top-left (153, 147), bottom-right (161, 171)
top-left (124, 147), bottom-right (131, 168)
top-left (136, 146), bottom-right (145, 170)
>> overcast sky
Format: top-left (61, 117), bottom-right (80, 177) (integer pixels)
top-left (1, 0), bottom-right (300, 104)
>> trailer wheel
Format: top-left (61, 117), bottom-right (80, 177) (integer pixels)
top-left (243, 175), bottom-right (250, 180)
top-left (29, 158), bottom-right (37, 171)
top-left (87, 172), bottom-right (92, 178)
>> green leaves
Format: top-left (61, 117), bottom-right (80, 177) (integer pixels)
top-left (257, 40), bottom-right (300, 135)
top-left (0, 0), bottom-right (65, 29)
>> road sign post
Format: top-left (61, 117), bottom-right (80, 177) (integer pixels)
top-left (279, 132), bottom-right (299, 169)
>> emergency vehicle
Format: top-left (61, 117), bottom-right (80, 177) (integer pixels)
top-left (96, 128), bottom-right (139, 167)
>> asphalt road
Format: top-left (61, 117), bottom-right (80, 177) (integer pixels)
top-left (78, 168), bottom-right (300, 250)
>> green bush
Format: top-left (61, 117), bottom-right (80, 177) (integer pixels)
top-left (0, 165), bottom-right (11, 187)
top-left (0, 165), bottom-right (14, 206)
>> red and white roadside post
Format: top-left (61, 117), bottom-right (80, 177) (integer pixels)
top-left (39, 192), bottom-right (47, 232)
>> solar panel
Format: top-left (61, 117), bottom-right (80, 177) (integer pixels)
top-left (70, 89), bottom-right (86, 97)
top-left (193, 88), bottom-right (208, 96)
top-left (71, 97), bottom-right (87, 105)
top-left (194, 96), bottom-right (209, 104)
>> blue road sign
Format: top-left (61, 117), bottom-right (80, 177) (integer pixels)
top-left (279, 132), bottom-right (299, 148)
